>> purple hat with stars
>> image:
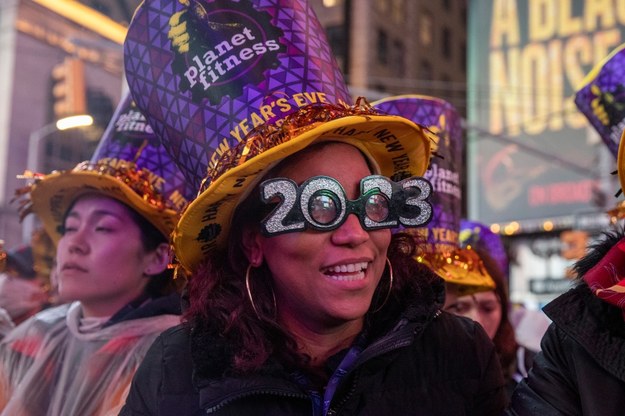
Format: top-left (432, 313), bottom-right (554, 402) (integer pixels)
top-left (575, 43), bottom-right (625, 158)
top-left (373, 95), bottom-right (494, 293)
top-left (20, 92), bottom-right (195, 244)
top-left (124, 0), bottom-right (354, 191)
top-left (124, 0), bottom-right (435, 273)
top-left (91, 91), bottom-right (196, 213)
top-left (374, 94), bottom-right (463, 254)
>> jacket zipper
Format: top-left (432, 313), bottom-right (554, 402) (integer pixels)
top-left (204, 388), bottom-right (309, 414)
top-left (326, 370), bottom-right (360, 416)
top-left (326, 309), bottom-right (441, 415)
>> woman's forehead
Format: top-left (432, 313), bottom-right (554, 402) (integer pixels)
top-left (67, 194), bottom-right (131, 218)
top-left (275, 142), bottom-right (371, 179)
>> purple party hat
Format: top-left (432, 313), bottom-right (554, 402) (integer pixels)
top-left (124, 0), bottom-right (353, 191)
top-left (575, 43), bottom-right (625, 158)
top-left (374, 94), bottom-right (462, 254)
top-left (18, 92), bottom-right (194, 243)
top-left (123, 0), bottom-right (435, 273)
top-left (459, 219), bottom-right (508, 278)
top-left (91, 91), bottom-right (196, 212)
top-left (374, 95), bottom-right (494, 293)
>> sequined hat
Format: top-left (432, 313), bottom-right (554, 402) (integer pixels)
top-left (125, 0), bottom-right (434, 273)
top-left (374, 95), bottom-right (495, 294)
top-left (459, 219), bottom-right (508, 278)
top-left (575, 42), bottom-right (625, 159)
top-left (575, 43), bottom-right (625, 220)
top-left (16, 92), bottom-right (194, 244)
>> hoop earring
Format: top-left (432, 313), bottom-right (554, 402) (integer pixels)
top-left (372, 258), bottom-right (394, 313)
top-left (245, 264), bottom-right (277, 319)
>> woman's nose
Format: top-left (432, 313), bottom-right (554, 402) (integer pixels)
top-left (331, 214), bottom-right (369, 246)
top-left (64, 229), bottom-right (89, 255)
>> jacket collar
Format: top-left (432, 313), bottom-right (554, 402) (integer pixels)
top-left (544, 229), bottom-right (625, 381)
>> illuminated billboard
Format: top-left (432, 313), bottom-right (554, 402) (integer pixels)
top-left (467, 0), bottom-right (624, 231)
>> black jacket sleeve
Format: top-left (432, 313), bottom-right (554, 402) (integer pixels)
top-left (119, 333), bottom-right (166, 416)
top-left (506, 323), bottom-right (580, 416)
top-left (119, 325), bottom-right (199, 416)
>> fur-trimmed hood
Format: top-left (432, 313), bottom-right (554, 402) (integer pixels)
top-left (571, 227), bottom-right (625, 283)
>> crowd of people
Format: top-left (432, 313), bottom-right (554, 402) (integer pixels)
top-left (2, 0), bottom-right (625, 415)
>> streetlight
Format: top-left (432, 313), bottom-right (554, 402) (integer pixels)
top-left (27, 114), bottom-right (94, 173)
top-left (23, 114), bottom-right (94, 242)
top-left (55, 114), bottom-right (93, 131)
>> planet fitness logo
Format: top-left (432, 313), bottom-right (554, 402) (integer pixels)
top-left (169, 0), bottom-right (285, 104)
top-left (111, 103), bottom-right (157, 146)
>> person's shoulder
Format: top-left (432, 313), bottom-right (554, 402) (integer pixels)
top-left (134, 323), bottom-right (192, 379)
top-left (0, 304), bottom-right (71, 357)
top-left (543, 283), bottom-right (617, 328)
top-left (31, 303), bottom-right (70, 323)
top-left (150, 323), bottom-right (192, 356)
top-left (419, 311), bottom-right (495, 355)
top-left (10, 303), bottom-right (69, 335)
top-left (435, 310), bottom-right (489, 337)
top-left (408, 310), bottom-right (505, 396)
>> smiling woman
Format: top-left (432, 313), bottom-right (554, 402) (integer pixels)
top-left (117, 0), bottom-right (507, 413)
top-left (120, 102), bottom-right (507, 415)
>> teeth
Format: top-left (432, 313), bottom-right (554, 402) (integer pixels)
top-left (323, 261), bottom-right (369, 274)
top-left (327, 271), bottom-right (365, 282)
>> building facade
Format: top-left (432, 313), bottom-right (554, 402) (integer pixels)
top-left (0, 0), bottom-right (128, 248)
top-left (311, 0), bottom-right (468, 115)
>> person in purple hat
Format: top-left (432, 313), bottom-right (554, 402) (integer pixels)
top-left (121, 103), bottom-right (507, 416)
top-left (0, 93), bottom-right (189, 415)
top-left (120, 1), bottom-right (506, 414)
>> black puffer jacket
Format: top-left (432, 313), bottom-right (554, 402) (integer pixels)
top-left (507, 230), bottom-right (625, 415)
top-left (120, 272), bottom-right (506, 415)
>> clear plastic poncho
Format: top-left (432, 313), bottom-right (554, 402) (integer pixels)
top-left (0, 302), bottom-right (180, 415)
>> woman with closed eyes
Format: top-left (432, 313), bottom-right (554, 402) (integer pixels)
top-left (0, 93), bottom-right (189, 415)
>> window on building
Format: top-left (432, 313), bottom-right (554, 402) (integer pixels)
top-left (442, 27), bottom-right (451, 59)
top-left (377, 29), bottom-right (388, 65)
top-left (420, 60), bottom-right (432, 81)
top-left (391, 39), bottom-right (405, 76)
top-left (419, 12), bottom-right (433, 47)
top-left (326, 25), bottom-right (346, 64)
